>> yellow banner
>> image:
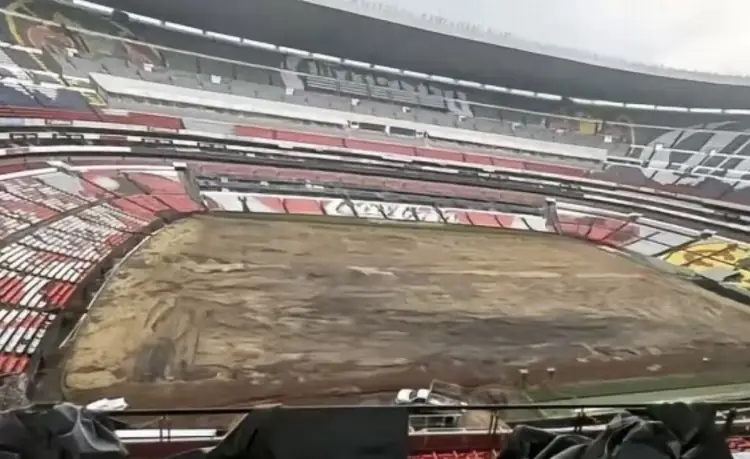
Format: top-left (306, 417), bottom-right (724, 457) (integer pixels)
top-left (661, 240), bottom-right (750, 289)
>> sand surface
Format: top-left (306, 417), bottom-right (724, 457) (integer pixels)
top-left (63, 215), bottom-right (750, 407)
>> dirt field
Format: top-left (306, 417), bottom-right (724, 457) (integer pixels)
top-left (63, 214), bottom-right (750, 409)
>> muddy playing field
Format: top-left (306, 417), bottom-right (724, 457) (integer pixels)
top-left (63, 214), bottom-right (750, 408)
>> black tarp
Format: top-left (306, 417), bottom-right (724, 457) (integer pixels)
top-left (170, 405), bottom-right (409, 459)
top-left (498, 403), bottom-right (733, 459)
top-left (0, 402), bottom-right (127, 459)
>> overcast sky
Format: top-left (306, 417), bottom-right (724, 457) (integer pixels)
top-left (368, 0), bottom-right (750, 75)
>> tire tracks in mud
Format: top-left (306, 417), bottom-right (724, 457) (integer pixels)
top-left (65, 215), bottom-right (750, 408)
top-left (133, 294), bottom-right (203, 383)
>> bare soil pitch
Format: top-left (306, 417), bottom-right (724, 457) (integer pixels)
top-left (63, 214), bottom-right (750, 409)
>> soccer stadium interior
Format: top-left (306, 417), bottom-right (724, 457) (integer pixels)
top-left (0, 0), bottom-right (747, 458)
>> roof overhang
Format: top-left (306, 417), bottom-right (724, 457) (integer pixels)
top-left (88, 0), bottom-right (750, 108)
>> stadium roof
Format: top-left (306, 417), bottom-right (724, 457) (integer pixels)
top-left (87, 0), bottom-right (750, 109)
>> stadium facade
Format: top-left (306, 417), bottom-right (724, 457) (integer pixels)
top-left (87, 0), bottom-right (750, 108)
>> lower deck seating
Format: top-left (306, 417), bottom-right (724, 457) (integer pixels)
top-left (7, 174), bottom-right (95, 211)
top-left (19, 226), bottom-right (113, 262)
top-left (126, 172), bottom-right (190, 194)
top-left (0, 191), bottom-right (58, 225)
top-left (0, 212), bottom-right (31, 239)
top-left (153, 194), bottom-right (202, 213)
top-left (0, 270), bottom-right (76, 309)
top-left (112, 194), bottom-right (172, 217)
top-left (202, 191), bottom-right (695, 257)
top-left (0, 309), bottom-right (54, 374)
top-left (0, 243), bottom-right (94, 283)
top-left (556, 214), bottom-right (640, 247)
top-left (77, 204), bottom-right (151, 233)
top-left (0, 164), bottom-right (200, 374)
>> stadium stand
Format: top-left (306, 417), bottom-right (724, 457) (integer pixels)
top-left (0, 153), bottom-right (680, 380)
top-left (5, 0), bottom-right (750, 186)
top-left (0, 103), bottom-right (724, 380)
top-left (7, 0), bottom-right (750, 157)
top-left (0, 84), bottom-right (749, 459)
top-left (0, 162), bottom-right (200, 375)
top-left (1, 0), bottom-right (750, 389)
top-left (0, 91), bottom-right (746, 219)
top-left (2, 4), bottom-right (750, 459)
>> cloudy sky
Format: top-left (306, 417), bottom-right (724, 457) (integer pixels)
top-left (366, 0), bottom-right (750, 75)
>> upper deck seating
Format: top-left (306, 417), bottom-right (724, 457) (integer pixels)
top-left (5, 0), bottom-right (750, 156)
top-left (2, 47), bottom-right (44, 72)
top-left (10, 0), bottom-right (750, 157)
top-left (0, 83), bottom-right (40, 107)
top-left (0, 82), bottom-right (93, 112)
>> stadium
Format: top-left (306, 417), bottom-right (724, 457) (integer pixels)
top-left (0, 0), bottom-right (747, 458)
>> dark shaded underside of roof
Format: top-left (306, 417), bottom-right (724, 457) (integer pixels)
top-left (89, 0), bottom-right (750, 108)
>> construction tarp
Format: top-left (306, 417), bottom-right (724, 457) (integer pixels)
top-left (0, 402), bottom-right (127, 459)
top-left (499, 403), bottom-right (732, 459)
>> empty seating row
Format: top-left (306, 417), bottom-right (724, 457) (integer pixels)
top-left (9, 173), bottom-right (95, 211)
top-left (20, 0), bottom-right (750, 130)
top-left (13, 103), bottom-right (741, 212)
top-left (0, 164), bottom-right (202, 376)
top-left (53, 211), bottom-right (136, 247)
top-left (13, 0), bottom-right (750, 156)
top-left (152, 193), bottom-right (202, 212)
top-left (0, 202), bottom-right (166, 285)
top-left (0, 190), bottom-right (57, 225)
top-left (0, 81), bottom-right (93, 111)
top-left (0, 167), bottom-right (198, 268)
top-left (74, 168), bottom-right (201, 214)
top-left (0, 99), bottom-right (184, 130)
top-left (1, 103), bottom-right (744, 212)
top-left (0, 102), bottom-right (750, 226)
top-left (0, 308), bottom-right (54, 373)
top-left (20, 218), bottom-right (118, 262)
top-left (77, 203), bottom-right (151, 233)
top-left (0, 168), bottom-right (202, 375)
top-left (125, 172), bottom-right (190, 194)
top-left (0, 168), bottom-right (198, 248)
top-left (556, 214), bottom-right (640, 245)
top-left (49, 9), bottom-right (715, 151)
top-left (198, 164), bottom-right (546, 207)
top-left (1, 103), bottom-right (745, 239)
top-left (111, 194), bottom-right (175, 218)
top-left (0, 211), bottom-right (32, 239)
top-left (231, 122), bottom-right (750, 206)
top-left (0, 243), bottom-right (94, 283)
top-left (0, 269), bottom-right (76, 309)
top-left (230, 124), bottom-right (590, 175)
